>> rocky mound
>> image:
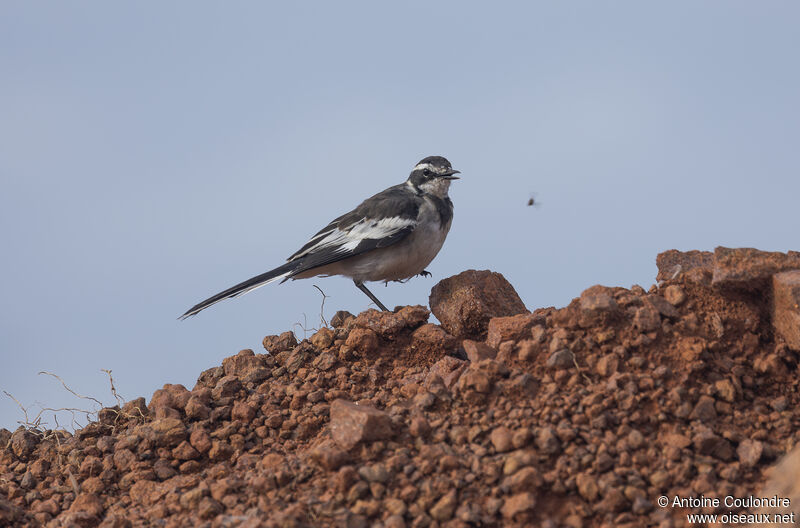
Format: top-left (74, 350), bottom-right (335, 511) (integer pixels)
top-left (2, 247), bottom-right (800, 527)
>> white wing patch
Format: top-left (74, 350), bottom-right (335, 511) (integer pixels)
top-left (290, 217), bottom-right (416, 260)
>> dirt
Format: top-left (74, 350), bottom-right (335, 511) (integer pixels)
top-left (2, 247), bottom-right (800, 528)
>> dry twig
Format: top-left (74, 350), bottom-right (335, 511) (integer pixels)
top-left (312, 284), bottom-right (329, 329)
top-left (38, 371), bottom-right (104, 408)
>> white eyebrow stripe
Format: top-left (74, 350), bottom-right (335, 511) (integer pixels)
top-left (413, 162), bottom-right (448, 174)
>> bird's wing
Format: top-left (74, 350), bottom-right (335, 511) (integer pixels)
top-left (285, 184), bottom-right (420, 274)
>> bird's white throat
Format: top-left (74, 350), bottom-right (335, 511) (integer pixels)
top-left (417, 178), bottom-right (452, 199)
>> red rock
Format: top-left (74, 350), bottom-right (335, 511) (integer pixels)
top-left (172, 441), bottom-right (200, 461)
top-left (656, 249), bottom-right (713, 282)
top-left (633, 304), bottom-right (661, 332)
top-left (759, 445), bottom-right (800, 520)
top-left (329, 400), bottom-right (394, 450)
top-left (426, 356), bottom-right (467, 389)
top-left (69, 493), bottom-right (104, 517)
top-left (384, 514), bottom-right (405, 528)
top-left (661, 433), bottom-right (691, 449)
top-left (689, 395), bottom-right (717, 422)
top-left (410, 323), bottom-right (456, 357)
top-left (0, 498), bottom-right (24, 524)
top-left (344, 328), bottom-right (379, 355)
top-left (429, 270), bottom-right (528, 338)
top-left (155, 406), bottom-right (182, 421)
top-left (429, 489), bottom-right (457, 521)
top-left (34, 497), bottom-right (60, 516)
top-left (208, 440), bottom-right (234, 461)
top-left (409, 415), bottom-right (432, 438)
top-left (166, 384), bottom-right (191, 409)
top-left (140, 418), bottom-right (186, 448)
top-left (490, 427), bottom-right (513, 453)
top-left (231, 400), bottom-right (257, 422)
top-left (501, 492), bottom-right (536, 519)
top-left (148, 388), bottom-right (173, 413)
top-left (546, 349), bottom-right (574, 370)
top-left (693, 429), bottom-right (734, 461)
top-left (198, 497), bottom-right (223, 519)
top-left (677, 336), bottom-right (706, 361)
top-left (600, 488), bottom-right (629, 514)
top-left (222, 349), bottom-right (267, 380)
top-left (9, 428), bottom-right (38, 458)
top-left (310, 327), bottom-right (335, 349)
top-left (579, 286), bottom-right (620, 326)
top-left (212, 375), bottom-right (243, 399)
top-left (514, 339), bottom-right (536, 362)
top-left (60, 512), bottom-right (100, 527)
top-left (536, 427), bottom-right (561, 455)
top-left (330, 310), bottom-right (354, 328)
top-left (596, 354), bottom-right (618, 377)
top-left (353, 306), bottom-right (429, 339)
top-left (113, 448), bottom-right (136, 471)
top-left (209, 476), bottom-right (244, 501)
top-left (79, 456), bottom-right (102, 477)
top-left (507, 466), bottom-right (541, 493)
top-left (129, 480), bottom-right (164, 506)
top-left (262, 331), bottom-right (297, 353)
top-left (663, 285), bottom-right (687, 306)
top-left (713, 247), bottom-right (800, 291)
top-left (189, 427), bottom-right (212, 454)
top-left (772, 270), bottom-right (800, 350)
top-left (576, 473), bottom-right (599, 501)
top-left (462, 339), bottom-right (497, 362)
top-left (646, 295), bottom-right (679, 318)
top-left (98, 514), bottom-right (131, 528)
top-left (486, 313), bottom-right (541, 348)
top-left (737, 439), bottom-right (763, 467)
top-left (148, 384), bottom-right (190, 415)
top-left (29, 458), bottom-right (50, 479)
top-left (184, 396), bottom-right (210, 420)
top-left (456, 368), bottom-right (492, 395)
top-left (309, 444), bottom-right (350, 471)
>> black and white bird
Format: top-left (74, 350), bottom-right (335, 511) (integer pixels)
top-left (179, 156), bottom-right (460, 319)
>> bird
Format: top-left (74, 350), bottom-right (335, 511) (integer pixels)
top-left (179, 155), bottom-right (460, 319)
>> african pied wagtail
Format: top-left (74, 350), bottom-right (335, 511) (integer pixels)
top-left (180, 156), bottom-right (460, 318)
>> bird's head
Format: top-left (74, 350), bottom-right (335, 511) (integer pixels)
top-left (407, 156), bottom-right (460, 198)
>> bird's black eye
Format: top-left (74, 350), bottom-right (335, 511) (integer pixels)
top-left (422, 169), bottom-right (431, 176)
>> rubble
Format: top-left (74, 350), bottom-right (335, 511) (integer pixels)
top-left (2, 247), bottom-right (799, 527)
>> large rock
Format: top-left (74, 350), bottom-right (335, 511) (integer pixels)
top-left (430, 270), bottom-right (527, 338)
top-left (329, 400), bottom-right (394, 450)
top-left (656, 250), bottom-right (713, 283)
top-left (772, 270), bottom-right (800, 350)
top-left (712, 247), bottom-right (800, 291)
top-left (758, 445), bottom-right (800, 525)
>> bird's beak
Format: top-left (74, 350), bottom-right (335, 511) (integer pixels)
top-left (442, 169), bottom-right (460, 180)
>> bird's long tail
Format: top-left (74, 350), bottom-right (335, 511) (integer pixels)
top-left (179, 261), bottom-right (298, 319)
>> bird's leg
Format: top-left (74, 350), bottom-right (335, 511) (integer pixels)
top-left (419, 270), bottom-right (432, 278)
top-left (354, 280), bottom-right (390, 312)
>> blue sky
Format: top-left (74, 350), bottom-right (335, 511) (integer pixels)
top-left (2, 2), bottom-right (799, 429)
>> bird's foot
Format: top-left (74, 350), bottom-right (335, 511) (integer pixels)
top-left (418, 270), bottom-right (432, 278)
